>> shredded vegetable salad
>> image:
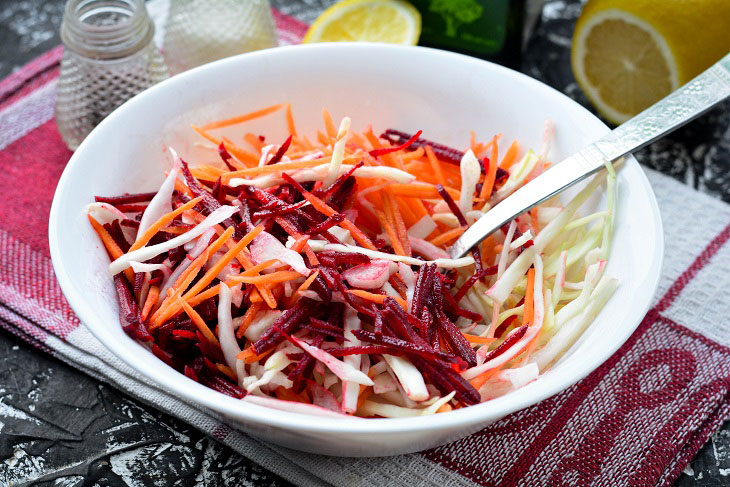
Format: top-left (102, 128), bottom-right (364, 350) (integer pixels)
top-left (87, 104), bottom-right (619, 418)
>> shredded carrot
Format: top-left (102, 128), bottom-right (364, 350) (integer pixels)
top-left (356, 386), bottom-right (373, 410)
top-left (231, 270), bottom-right (302, 285)
top-left (177, 293), bottom-right (220, 347)
top-left (384, 190), bottom-right (411, 256)
top-left (463, 334), bottom-right (497, 345)
top-left (183, 225), bottom-right (263, 300)
top-left (375, 209), bottom-right (406, 256)
top-left (437, 402), bottom-right (453, 414)
top-left (400, 146), bottom-right (425, 161)
top-left (387, 182), bottom-right (460, 201)
top-left (202, 103), bottom-right (284, 131)
top-left (244, 133), bottom-right (265, 153)
top-left (287, 270), bottom-right (319, 306)
top-left (428, 227), bottom-right (465, 246)
top-left (425, 145), bottom-right (448, 188)
top-left (88, 215), bottom-right (136, 285)
top-left (238, 259), bottom-right (279, 276)
top-left (347, 289), bottom-right (408, 309)
top-left (237, 346), bottom-right (274, 364)
top-left (478, 135), bottom-right (499, 202)
top-left (500, 140), bottom-right (520, 169)
top-left (523, 268), bottom-right (536, 327)
top-left (140, 285), bottom-right (159, 322)
top-left (322, 108), bottom-right (337, 139)
top-left (286, 103), bottom-right (297, 137)
top-left (469, 367), bottom-right (502, 390)
top-left (235, 302), bottom-right (263, 339)
top-left (128, 196), bottom-right (203, 252)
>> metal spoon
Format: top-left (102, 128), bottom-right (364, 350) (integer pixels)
top-left (450, 52), bottom-right (730, 259)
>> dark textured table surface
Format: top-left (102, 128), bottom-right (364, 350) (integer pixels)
top-left (1, 0), bottom-right (730, 485)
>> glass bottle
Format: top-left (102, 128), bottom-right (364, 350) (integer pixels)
top-left (55, 0), bottom-right (169, 150)
top-left (409, 0), bottom-right (528, 69)
top-left (163, 0), bottom-right (279, 75)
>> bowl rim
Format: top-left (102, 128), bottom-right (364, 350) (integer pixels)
top-left (49, 42), bottom-right (664, 435)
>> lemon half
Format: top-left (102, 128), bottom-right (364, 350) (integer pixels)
top-left (303, 0), bottom-right (421, 45)
top-left (572, 0), bottom-right (730, 124)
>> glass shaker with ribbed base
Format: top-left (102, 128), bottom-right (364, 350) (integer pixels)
top-left (55, 0), bottom-right (169, 151)
top-left (163, 0), bottom-right (278, 75)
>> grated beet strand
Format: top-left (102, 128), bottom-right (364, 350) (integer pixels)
top-left (442, 290), bottom-right (483, 322)
top-left (114, 274), bottom-right (153, 343)
top-left (218, 142), bottom-right (237, 171)
top-left (267, 135), bottom-right (293, 165)
top-left (316, 251), bottom-right (370, 267)
top-left (482, 324), bottom-right (528, 363)
top-left (436, 184), bottom-right (468, 227)
top-left (95, 191), bottom-right (157, 205)
top-left (383, 298), bottom-right (431, 349)
top-left (211, 177), bottom-right (227, 204)
top-left (114, 203), bottom-right (148, 213)
top-left (251, 298), bottom-right (317, 355)
top-left (436, 310), bottom-right (477, 367)
top-left (317, 162), bottom-right (364, 197)
top-left (287, 334), bottom-right (324, 392)
top-left (353, 329), bottom-right (459, 364)
top-left (380, 129), bottom-right (463, 165)
top-left (493, 314), bottom-right (519, 339)
top-left (252, 200), bottom-right (308, 219)
top-left (453, 265), bottom-right (499, 303)
top-left (412, 356), bottom-right (480, 405)
top-left (304, 213), bottom-right (345, 237)
top-left (369, 130), bottom-right (422, 158)
top-left (180, 159), bottom-right (243, 239)
top-left (328, 345), bottom-right (401, 357)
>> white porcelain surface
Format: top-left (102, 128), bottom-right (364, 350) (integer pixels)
top-left (49, 43), bottom-right (663, 457)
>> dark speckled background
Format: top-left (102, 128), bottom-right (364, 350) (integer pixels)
top-left (1, 0), bottom-right (729, 485)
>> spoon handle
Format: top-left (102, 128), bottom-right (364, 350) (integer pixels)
top-left (450, 53), bottom-right (730, 259)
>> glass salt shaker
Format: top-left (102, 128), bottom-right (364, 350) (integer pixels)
top-left (163, 0), bottom-right (279, 75)
top-left (55, 0), bottom-right (169, 150)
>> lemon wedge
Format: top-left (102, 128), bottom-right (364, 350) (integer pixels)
top-left (572, 0), bottom-right (730, 124)
top-left (303, 0), bottom-right (421, 45)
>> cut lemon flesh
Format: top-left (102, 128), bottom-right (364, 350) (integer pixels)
top-left (572, 10), bottom-right (677, 124)
top-left (303, 0), bottom-right (421, 45)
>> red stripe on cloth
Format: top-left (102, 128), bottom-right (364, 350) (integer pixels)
top-left (211, 423), bottom-right (233, 441)
top-left (272, 8), bottom-right (309, 44)
top-left (655, 222), bottom-right (730, 313)
top-left (0, 45), bottom-right (63, 110)
top-left (0, 119), bottom-right (72, 255)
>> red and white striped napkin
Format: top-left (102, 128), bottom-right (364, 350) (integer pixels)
top-left (1, 8), bottom-right (730, 487)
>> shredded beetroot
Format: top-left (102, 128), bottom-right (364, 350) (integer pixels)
top-left (304, 213), bottom-right (345, 236)
top-left (370, 130), bottom-right (422, 157)
top-left (380, 129), bottom-right (463, 164)
top-left (267, 135), bottom-right (293, 165)
top-left (353, 329), bottom-right (459, 364)
top-left (317, 162), bottom-right (364, 198)
top-left (251, 298), bottom-right (317, 355)
top-left (414, 356), bottom-right (479, 405)
top-left (172, 329), bottom-right (197, 340)
top-left (180, 159), bottom-right (243, 239)
top-left (114, 274), bottom-right (152, 342)
top-left (113, 203), bottom-right (148, 213)
top-left (95, 191), bottom-right (157, 205)
top-left (211, 177), bottom-right (227, 204)
top-left (316, 251), bottom-right (370, 267)
top-left (252, 200), bottom-right (308, 219)
top-left (287, 334), bottom-right (324, 392)
top-left (218, 142), bottom-right (236, 171)
top-left (483, 324), bottom-right (529, 363)
top-left (453, 265), bottom-right (498, 303)
top-left (436, 184), bottom-right (468, 227)
top-left (436, 310), bottom-right (477, 367)
top-left (493, 314), bottom-right (519, 339)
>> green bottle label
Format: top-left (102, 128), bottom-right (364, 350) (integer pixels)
top-left (412, 0), bottom-right (510, 55)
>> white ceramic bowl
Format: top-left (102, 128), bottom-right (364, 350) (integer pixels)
top-left (49, 43), bottom-right (663, 457)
